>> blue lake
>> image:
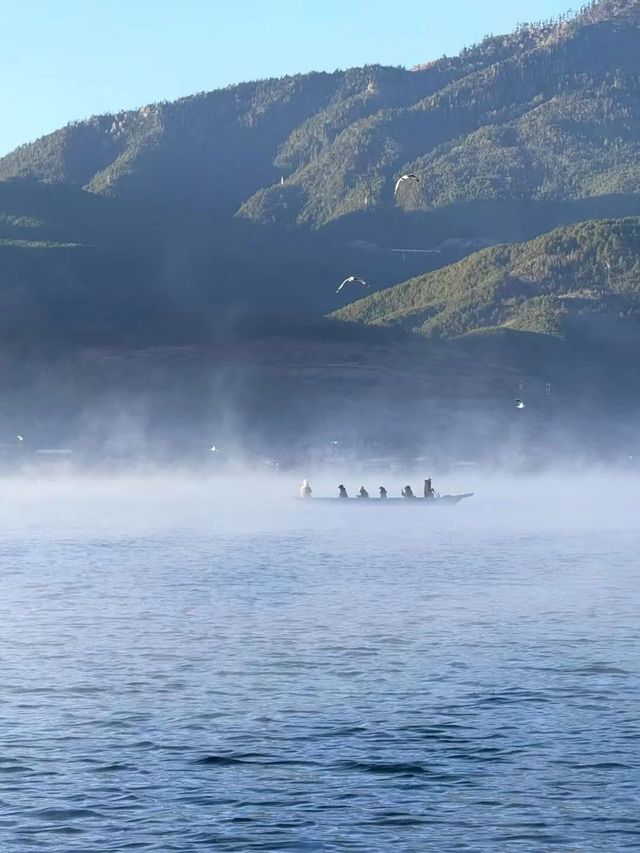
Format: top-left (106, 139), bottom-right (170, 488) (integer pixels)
top-left (1, 475), bottom-right (639, 851)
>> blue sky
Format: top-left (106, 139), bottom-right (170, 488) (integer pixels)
top-left (1, 0), bottom-right (574, 156)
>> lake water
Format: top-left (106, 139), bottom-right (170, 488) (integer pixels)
top-left (1, 473), bottom-right (639, 851)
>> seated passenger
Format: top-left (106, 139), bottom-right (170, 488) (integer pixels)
top-left (402, 485), bottom-right (415, 499)
top-left (379, 486), bottom-right (388, 499)
top-left (338, 484), bottom-right (349, 499)
top-left (299, 479), bottom-right (312, 498)
top-left (358, 486), bottom-right (369, 498)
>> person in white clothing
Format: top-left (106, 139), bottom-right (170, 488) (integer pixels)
top-left (299, 479), bottom-right (312, 498)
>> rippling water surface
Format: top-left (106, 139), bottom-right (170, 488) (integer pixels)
top-left (1, 473), bottom-right (639, 851)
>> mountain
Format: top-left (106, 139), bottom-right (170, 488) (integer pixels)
top-left (0, 68), bottom-right (433, 216)
top-left (0, 2), bottom-right (640, 460)
top-left (3, 0), bottom-right (640, 249)
top-left (332, 216), bottom-right (640, 414)
top-left (238, 0), bottom-right (640, 232)
top-left (328, 215), bottom-right (640, 462)
top-left (332, 217), bottom-right (640, 340)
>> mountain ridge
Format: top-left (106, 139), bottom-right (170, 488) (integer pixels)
top-left (3, 0), bottom-right (640, 234)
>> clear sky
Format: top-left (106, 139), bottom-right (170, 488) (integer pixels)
top-left (1, 0), bottom-right (574, 156)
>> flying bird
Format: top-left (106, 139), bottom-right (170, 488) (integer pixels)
top-left (394, 173), bottom-right (420, 195)
top-left (515, 399), bottom-right (526, 409)
top-left (336, 276), bottom-right (368, 293)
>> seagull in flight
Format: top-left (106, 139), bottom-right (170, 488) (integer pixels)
top-left (394, 173), bottom-right (420, 195)
top-left (336, 276), bottom-right (368, 293)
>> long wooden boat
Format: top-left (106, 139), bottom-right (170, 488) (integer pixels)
top-left (303, 493), bottom-right (473, 505)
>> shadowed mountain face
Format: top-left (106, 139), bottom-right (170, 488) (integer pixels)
top-left (0, 1), bottom-right (640, 459)
top-left (0, 178), bottom-right (456, 348)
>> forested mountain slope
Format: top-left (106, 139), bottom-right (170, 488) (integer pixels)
top-left (2, 0), bottom-right (640, 240)
top-left (240, 0), bottom-right (640, 228)
top-left (333, 217), bottom-right (640, 346)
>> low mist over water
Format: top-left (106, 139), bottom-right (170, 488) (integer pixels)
top-left (1, 473), bottom-right (639, 850)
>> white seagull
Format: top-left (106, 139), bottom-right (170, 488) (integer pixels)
top-left (394, 173), bottom-right (420, 195)
top-left (336, 276), bottom-right (368, 293)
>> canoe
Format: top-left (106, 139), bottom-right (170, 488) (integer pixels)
top-left (303, 493), bottom-right (473, 505)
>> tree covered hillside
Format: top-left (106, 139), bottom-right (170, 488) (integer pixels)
top-left (0, 67), bottom-right (446, 215)
top-left (2, 0), bottom-right (640, 239)
top-left (332, 217), bottom-right (640, 344)
top-left (241, 0), bottom-right (640, 227)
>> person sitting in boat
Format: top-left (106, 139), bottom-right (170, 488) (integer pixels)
top-left (402, 485), bottom-right (415, 499)
top-left (379, 486), bottom-right (387, 499)
top-left (338, 484), bottom-right (349, 499)
top-left (358, 486), bottom-right (369, 498)
top-left (424, 478), bottom-right (435, 499)
top-left (299, 479), bottom-right (312, 498)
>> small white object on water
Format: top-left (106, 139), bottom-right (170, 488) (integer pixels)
top-left (515, 399), bottom-right (526, 409)
top-left (17, 435), bottom-right (23, 442)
